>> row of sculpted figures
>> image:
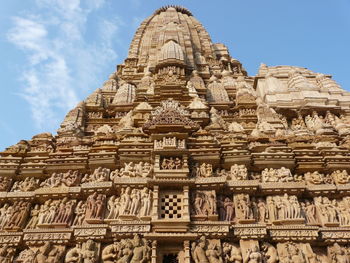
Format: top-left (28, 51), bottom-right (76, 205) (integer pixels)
top-left (0, 186), bottom-right (153, 230)
top-left (1, 165), bottom-right (350, 194)
top-left (1, 190), bottom-right (350, 230)
top-left (190, 191), bottom-right (350, 227)
top-left (0, 234), bottom-right (349, 262)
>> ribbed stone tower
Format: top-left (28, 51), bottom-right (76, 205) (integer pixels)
top-left (1, 5), bottom-right (350, 263)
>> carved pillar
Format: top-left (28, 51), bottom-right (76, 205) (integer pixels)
top-left (183, 186), bottom-right (190, 220)
top-left (152, 185), bottom-right (159, 220)
top-left (155, 155), bottom-right (160, 170)
top-left (183, 240), bottom-right (191, 263)
top-left (151, 240), bottom-right (157, 263)
top-left (183, 155), bottom-right (188, 169)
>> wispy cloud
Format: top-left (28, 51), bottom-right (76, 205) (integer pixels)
top-left (7, 0), bottom-right (119, 131)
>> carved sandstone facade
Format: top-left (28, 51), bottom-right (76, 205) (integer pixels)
top-left (1, 5), bottom-right (350, 263)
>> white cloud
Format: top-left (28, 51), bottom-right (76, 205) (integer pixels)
top-left (7, 0), bottom-right (119, 132)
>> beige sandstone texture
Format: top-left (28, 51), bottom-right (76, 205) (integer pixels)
top-left (1, 5), bottom-right (350, 263)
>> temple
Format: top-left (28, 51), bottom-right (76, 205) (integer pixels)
top-left (1, 5), bottom-right (350, 263)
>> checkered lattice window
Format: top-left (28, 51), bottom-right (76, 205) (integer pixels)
top-left (160, 194), bottom-right (182, 219)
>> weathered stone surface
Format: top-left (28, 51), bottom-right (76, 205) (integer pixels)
top-left (2, 5), bottom-right (350, 263)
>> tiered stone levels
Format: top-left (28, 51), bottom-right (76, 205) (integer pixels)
top-left (1, 5), bottom-right (350, 263)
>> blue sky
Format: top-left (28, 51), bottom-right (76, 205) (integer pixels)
top-left (1, 0), bottom-right (350, 150)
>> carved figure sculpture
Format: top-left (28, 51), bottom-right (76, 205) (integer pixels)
top-left (0, 245), bottom-right (15, 263)
top-left (191, 236), bottom-right (210, 263)
top-left (11, 177), bottom-right (39, 192)
top-left (65, 240), bottom-right (98, 263)
top-left (234, 194), bottom-right (254, 222)
top-left (82, 167), bottom-right (111, 183)
top-left (101, 235), bottom-right (150, 263)
top-left (222, 242), bottom-right (242, 263)
top-left (191, 191), bottom-right (217, 218)
top-left (85, 193), bottom-right (106, 221)
top-left (0, 176), bottom-right (12, 192)
top-left (229, 164), bottom-right (248, 180)
top-left (40, 170), bottom-right (81, 188)
top-left (261, 243), bottom-right (278, 263)
top-left (244, 246), bottom-right (262, 263)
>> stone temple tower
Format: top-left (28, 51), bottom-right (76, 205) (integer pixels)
top-left (1, 5), bottom-right (350, 263)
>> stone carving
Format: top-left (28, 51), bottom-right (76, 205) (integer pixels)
top-left (110, 162), bottom-right (153, 179)
top-left (325, 111), bottom-right (350, 136)
top-left (102, 73), bottom-right (118, 91)
top-left (35, 198), bottom-right (76, 227)
top-left (26, 204), bottom-right (40, 229)
top-left (57, 101), bottom-right (85, 136)
top-left (314, 197), bottom-right (340, 226)
top-left (301, 200), bottom-right (319, 226)
top-left (228, 164), bottom-right (248, 180)
top-left (101, 234), bottom-right (151, 263)
top-left (228, 122), bottom-right (245, 135)
top-left (276, 242), bottom-right (317, 263)
top-left (16, 241), bottom-right (65, 263)
top-left (304, 171), bottom-right (326, 185)
top-left (305, 111), bottom-right (335, 135)
top-left (331, 170), bottom-right (350, 185)
top-left (0, 201), bottom-right (30, 230)
top-left (160, 157), bottom-right (183, 170)
top-left (40, 170), bottom-right (81, 188)
top-left (105, 187), bottom-right (153, 220)
top-left (260, 242), bottom-right (278, 263)
top-left (143, 99), bottom-right (200, 131)
top-left (192, 163), bottom-right (213, 177)
top-left (217, 195), bottom-right (235, 222)
top-left (85, 89), bottom-right (104, 107)
top-left (82, 167), bottom-right (111, 183)
top-left (261, 167), bottom-right (294, 183)
top-left (190, 70), bottom-right (206, 92)
top-left (206, 107), bottom-right (228, 130)
top-left (191, 190), bottom-right (217, 219)
top-left (113, 82), bottom-right (136, 104)
top-left (0, 176), bottom-right (12, 192)
top-left (207, 75), bottom-right (230, 103)
top-left (244, 246), bottom-right (262, 263)
top-left (234, 194), bottom-right (254, 223)
top-left (266, 194), bottom-right (304, 223)
top-left (11, 177), bottom-right (39, 192)
top-left (139, 71), bottom-right (155, 93)
top-left (222, 242), bottom-right (242, 263)
top-left (1, 5), bottom-right (350, 258)
top-left (65, 240), bottom-right (99, 263)
top-left (72, 201), bottom-right (87, 226)
top-left (187, 79), bottom-right (199, 98)
top-left (85, 193), bottom-right (106, 222)
top-left (191, 236), bottom-right (223, 263)
top-left (327, 243), bottom-right (349, 263)
top-left (0, 245), bottom-right (16, 263)
top-left (154, 137), bottom-right (186, 150)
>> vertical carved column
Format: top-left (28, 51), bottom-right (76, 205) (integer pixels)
top-left (151, 240), bottom-right (157, 263)
top-left (183, 240), bottom-right (191, 263)
top-left (155, 155), bottom-right (160, 170)
top-left (183, 155), bottom-right (188, 169)
top-left (152, 185), bottom-right (159, 220)
top-left (183, 186), bottom-right (190, 220)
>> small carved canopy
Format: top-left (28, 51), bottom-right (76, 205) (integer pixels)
top-left (157, 39), bottom-right (186, 68)
top-left (143, 99), bottom-right (200, 133)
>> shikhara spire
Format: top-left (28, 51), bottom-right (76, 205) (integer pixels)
top-left (1, 5), bottom-right (350, 263)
